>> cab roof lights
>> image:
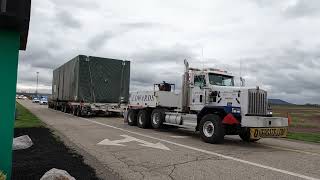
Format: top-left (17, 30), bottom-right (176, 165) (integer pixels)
top-left (188, 67), bottom-right (230, 74)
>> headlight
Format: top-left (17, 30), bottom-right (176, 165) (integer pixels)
top-left (267, 110), bottom-right (273, 115)
top-left (232, 108), bottom-right (241, 114)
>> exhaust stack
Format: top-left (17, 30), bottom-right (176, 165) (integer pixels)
top-left (181, 59), bottom-right (190, 112)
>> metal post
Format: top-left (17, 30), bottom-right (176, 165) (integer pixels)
top-left (36, 71), bottom-right (39, 96)
top-left (0, 29), bottom-right (20, 179)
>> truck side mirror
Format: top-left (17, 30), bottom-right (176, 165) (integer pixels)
top-left (240, 77), bottom-right (245, 87)
top-left (199, 84), bottom-right (207, 89)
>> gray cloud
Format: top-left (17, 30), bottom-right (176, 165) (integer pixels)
top-left (17, 0), bottom-right (320, 104)
top-left (87, 31), bottom-right (114, 50)
top-left (238, 48), bottom-right (320, 104)
top-left (56, 10), bottom-right (82, 29)
top-left (49, 0), bottom-right (99, 10)
top-left (129, 45), bottom-right (195, 91)
top-left (283, 0), bottom-right (320, 18)
top-left (87, 22), bottom-right (162, 51)
top-left (132, 45), bottom-right (195, 64)
top-left (121, 22), bottom-right (158, 29)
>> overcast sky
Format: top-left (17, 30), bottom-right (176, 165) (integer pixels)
top-left (17, 0), bottom-right (320, 104)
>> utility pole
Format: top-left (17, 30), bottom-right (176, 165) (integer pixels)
top-left (36, 71), bottom-right (39, 96)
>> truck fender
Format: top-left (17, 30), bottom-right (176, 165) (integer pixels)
top-left (197, 106), bottom-right (227, 130)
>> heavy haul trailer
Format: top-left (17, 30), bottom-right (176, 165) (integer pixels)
top-left (49, 55), bottom-right (130, 116)
top-left (126, 60), bottom-right (288, 143)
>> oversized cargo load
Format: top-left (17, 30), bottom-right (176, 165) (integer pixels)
top-left (52, 55), bottom-right (130, 103)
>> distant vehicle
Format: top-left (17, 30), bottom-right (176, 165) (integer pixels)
top-left (39, 97), bottom-right (48, 105)
top-left (32, 97), bottom-right (40, 103)
top-left (23, 96), bottom-right (28, 100)
top-left (17, 95), bottom-right (25, 99)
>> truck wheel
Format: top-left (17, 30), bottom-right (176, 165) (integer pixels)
top-left (199, 114), bottom-right (225, 144)
top-left (137, 110), bottom-right (150, 128)
top-left (239, 129), bottom-right (260, 142)
top-left (151, 109), bottom-right (165, 129)
top-left (127, 109), bottom-right (137, 126)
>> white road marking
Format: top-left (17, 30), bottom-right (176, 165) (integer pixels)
top-left (262, 145), bottom-right (320, 157)
top-left (98, 134), bottom-right (170, 151)
top-left (170, 136), bottom-right (188, 139)
top-left (71, 115), bottom-right (319, 180)
top-left (224, 136), bottom-right (320, 157)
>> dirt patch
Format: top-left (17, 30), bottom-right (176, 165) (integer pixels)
top-left (272, 105), bottom-right (320, 133)
top-left (12, 127), bottom-right (99, 180)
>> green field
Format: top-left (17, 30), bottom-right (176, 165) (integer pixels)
top-left (15, 102), bottom-right (42, 128)
top-left (287, 132), bottom-right (320, 143)
top-left (272, 105), bottom-right (320, 143)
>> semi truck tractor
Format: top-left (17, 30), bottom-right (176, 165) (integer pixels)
top-left (126, 60), bottom-right (288, 143)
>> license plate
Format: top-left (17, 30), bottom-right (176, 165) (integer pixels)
top-left (250, 128), bottom-right (288, 139)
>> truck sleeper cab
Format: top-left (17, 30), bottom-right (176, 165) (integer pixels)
top-left (126, 61), bottom-right (288, 144)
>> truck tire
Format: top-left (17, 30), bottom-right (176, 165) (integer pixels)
top-left (151, 109), bottom-right (165, 129)
top-left (199, 114), bottom-right (225, 144)
top-left (239, 128), bottom-right (260, 142)
top-left (127, 109), bottom-right (137, 126)
top-left (137, 110), bottom-right (150, 128)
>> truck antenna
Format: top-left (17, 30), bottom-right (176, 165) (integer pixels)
top-left (201, 47), bottom-right (204, 70)
top-left (240, 59), bottom-right (242, 78)
top-left (240, 59), bottom-right (245, 87)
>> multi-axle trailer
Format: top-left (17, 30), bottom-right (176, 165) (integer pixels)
top-left (48, 55), bottom-right (130, 116)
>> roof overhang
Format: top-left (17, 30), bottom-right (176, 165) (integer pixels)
top-left (0, 0), bottom-right (31, 50)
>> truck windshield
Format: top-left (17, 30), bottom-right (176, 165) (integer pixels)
top-left (209, 73), bottom-right (234, 86)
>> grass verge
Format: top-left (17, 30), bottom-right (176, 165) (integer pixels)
top-left (13, 102), bottom-right (100, 179)
top-left (15, 102), bottom-right (42, 128)
top-left (287, 132), bottom-right (320, 143)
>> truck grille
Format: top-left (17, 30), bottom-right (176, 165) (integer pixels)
top-left (248, 89), bottom-right (267, 116)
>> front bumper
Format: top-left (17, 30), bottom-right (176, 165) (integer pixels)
top-left (241, 116), bottom-right (288, 127)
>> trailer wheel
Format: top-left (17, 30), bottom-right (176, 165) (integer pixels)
top-left (127, 109), bottom-right (137, 126)
top-left (72, 106), bottom-right (77, 116)
top-left (137, 110), bottom-right (150, 128)
top-left (60, 105), bottom-right (65, 112)
top-left (151, 109), bottom-right (165, 129)
top-left (76, 107), bottom-right (82, 117)
top-left (239, 128), bottom-right (260, 142)
top-left (63, 105), bottom-right (68, 113)
top-left (199, 114), bottom-right (225, 144)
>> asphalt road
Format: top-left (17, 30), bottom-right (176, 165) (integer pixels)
top-left (17, 100), bottom-right (320, 180)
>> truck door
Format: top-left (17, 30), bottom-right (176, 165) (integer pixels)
top-left (190, 75), bottom-right (206, 111)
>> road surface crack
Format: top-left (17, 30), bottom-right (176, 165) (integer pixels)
top-left (110, 152), bottom-right (147, 179)
top-left (149, 156), bottom-right (221, 179)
